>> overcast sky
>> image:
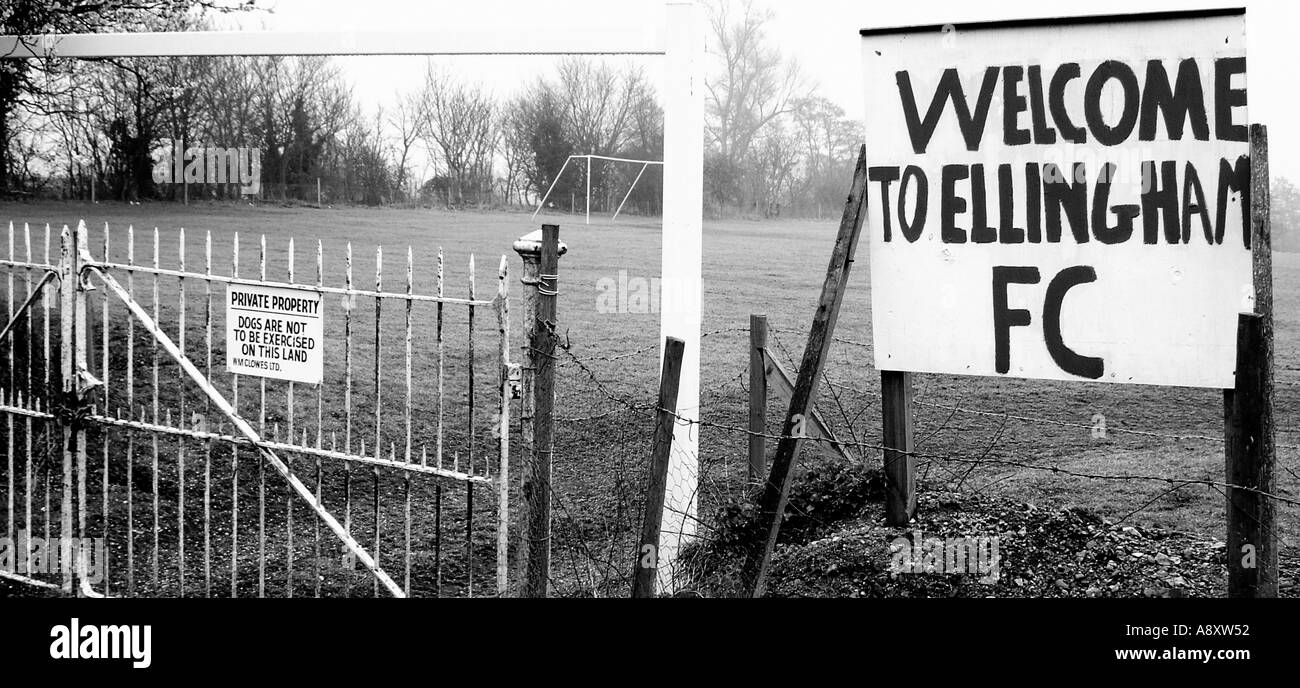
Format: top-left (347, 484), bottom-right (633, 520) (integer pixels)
top-left (224, 0), bottom-right (1298, 182)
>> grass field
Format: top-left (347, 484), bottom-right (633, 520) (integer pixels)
top-left (1, 197), bottom-right (1297, 596)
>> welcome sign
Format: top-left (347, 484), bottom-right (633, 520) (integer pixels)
top-left (861, 9), bottom-right (1250, 388)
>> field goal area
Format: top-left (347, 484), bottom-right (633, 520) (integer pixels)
top-left (531, 155), bottom-right (664, 224)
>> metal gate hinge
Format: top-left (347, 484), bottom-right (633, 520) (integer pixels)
top-left (506, 363), bottom-right (522, 399)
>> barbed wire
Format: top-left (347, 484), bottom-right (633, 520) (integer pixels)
top-left (555, 327), bottom-right (748, 366)
top-left (536, 327), bottom-right (1300, 597)
top-left (551, 345), bottom-right (1300, 507)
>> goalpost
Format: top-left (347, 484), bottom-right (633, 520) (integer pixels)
top-left (1, 3), bottom-right (704, 595)
top-left (530, 154), bottom-right (664, 224)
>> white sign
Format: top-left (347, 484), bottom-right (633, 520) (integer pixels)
top-left (861, 10), bottom-right (1250, 388)
top-left (225, 283), bottom-right (324, 384)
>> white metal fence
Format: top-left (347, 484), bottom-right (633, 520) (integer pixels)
top-left (0, 220), bottom-right (513, 597)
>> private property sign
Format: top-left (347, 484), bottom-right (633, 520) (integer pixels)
top-left (861, 9), bottom-right (1250, 388)
top-left (225, 283), bottom-right (324, 384)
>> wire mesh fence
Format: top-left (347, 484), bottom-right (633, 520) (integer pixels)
top-left (532, 314), bottom-right (1300, 597)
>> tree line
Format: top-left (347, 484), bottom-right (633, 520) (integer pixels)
top-left (4, 0), bottom-right (1296, 230)
top-left (1, 0), bottom-right (871, 219)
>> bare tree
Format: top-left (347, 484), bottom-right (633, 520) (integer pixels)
top-left (791, 95), bottom-right (860, 217)
top-left (746, 123), bottom-right (798, 218)
top-left (553, 58), bottom-right (649, 157)
top-left (388, 92), bottom-right (421, 203)
top-left (703, 0), bottom-right (809, 211)
top-left (251, 55), bottom-right (351, 200)
top-left (0, 0), bottom-right (260, 194)
top-left (338, 103), bottom-right (391, 205)
top-left (415, 63), bottom-right (497, 206)
top-left (505, 80), bottom-right (572, 207)
top-left (499, 96), bottom-right (531, 206)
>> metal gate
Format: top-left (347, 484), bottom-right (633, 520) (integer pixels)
top-left (0, 220), bottom-right (512, 597)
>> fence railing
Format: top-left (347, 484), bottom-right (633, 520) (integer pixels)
top-left (0, 220), bottom-right (512, 598)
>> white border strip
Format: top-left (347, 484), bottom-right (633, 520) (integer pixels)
top-left (0, 29), bottom-right (667, 58)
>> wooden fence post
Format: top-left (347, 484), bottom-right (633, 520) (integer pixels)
top-left (761, 348), bottom-right (856, 463)
top-left (516, 224), bottom-right (562, 597)
top-left (632, 336), bottom-right (685, 598)
top-left (739, 147), bottom-right (869, 597)
top-left (881, 370), bottom-right (915, 526)
top-left (748, 314), bottom-right (768, 487)
top-left (1225, 123), bottom-right (1276, 598)
top-left (1226, 314), bottom-right (1274, 597)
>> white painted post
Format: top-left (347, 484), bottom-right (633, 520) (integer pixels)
top-left (657, 1), bottom-right (704, 594)
top-left (585, 155), bottom-right (592, 225)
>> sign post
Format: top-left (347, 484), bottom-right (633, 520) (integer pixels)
top-left (857, 9), bottom-right (1272, 596)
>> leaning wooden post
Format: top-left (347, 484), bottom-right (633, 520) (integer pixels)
top-left (881, 370), bottom-right (916, 526)
top-left (632, 336), bottom-right (685, 598)
top-left (514, 225), bottom-right (565, 597)
top-left (747, 314), bottom-right (768, 488)
top-left (1225, 123), bottom-right (1277, 598)
top-left (739, 147), bottom-right (869, 597)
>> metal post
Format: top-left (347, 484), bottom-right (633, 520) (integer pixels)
top-left (495, 256), bottom-right (511, 595)
top-left (58, 223), bottom-right (76, 594)
top-left (612, 163), bottom-right (651, 222)
top-left (513, 227), bottom-right (567, 597)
